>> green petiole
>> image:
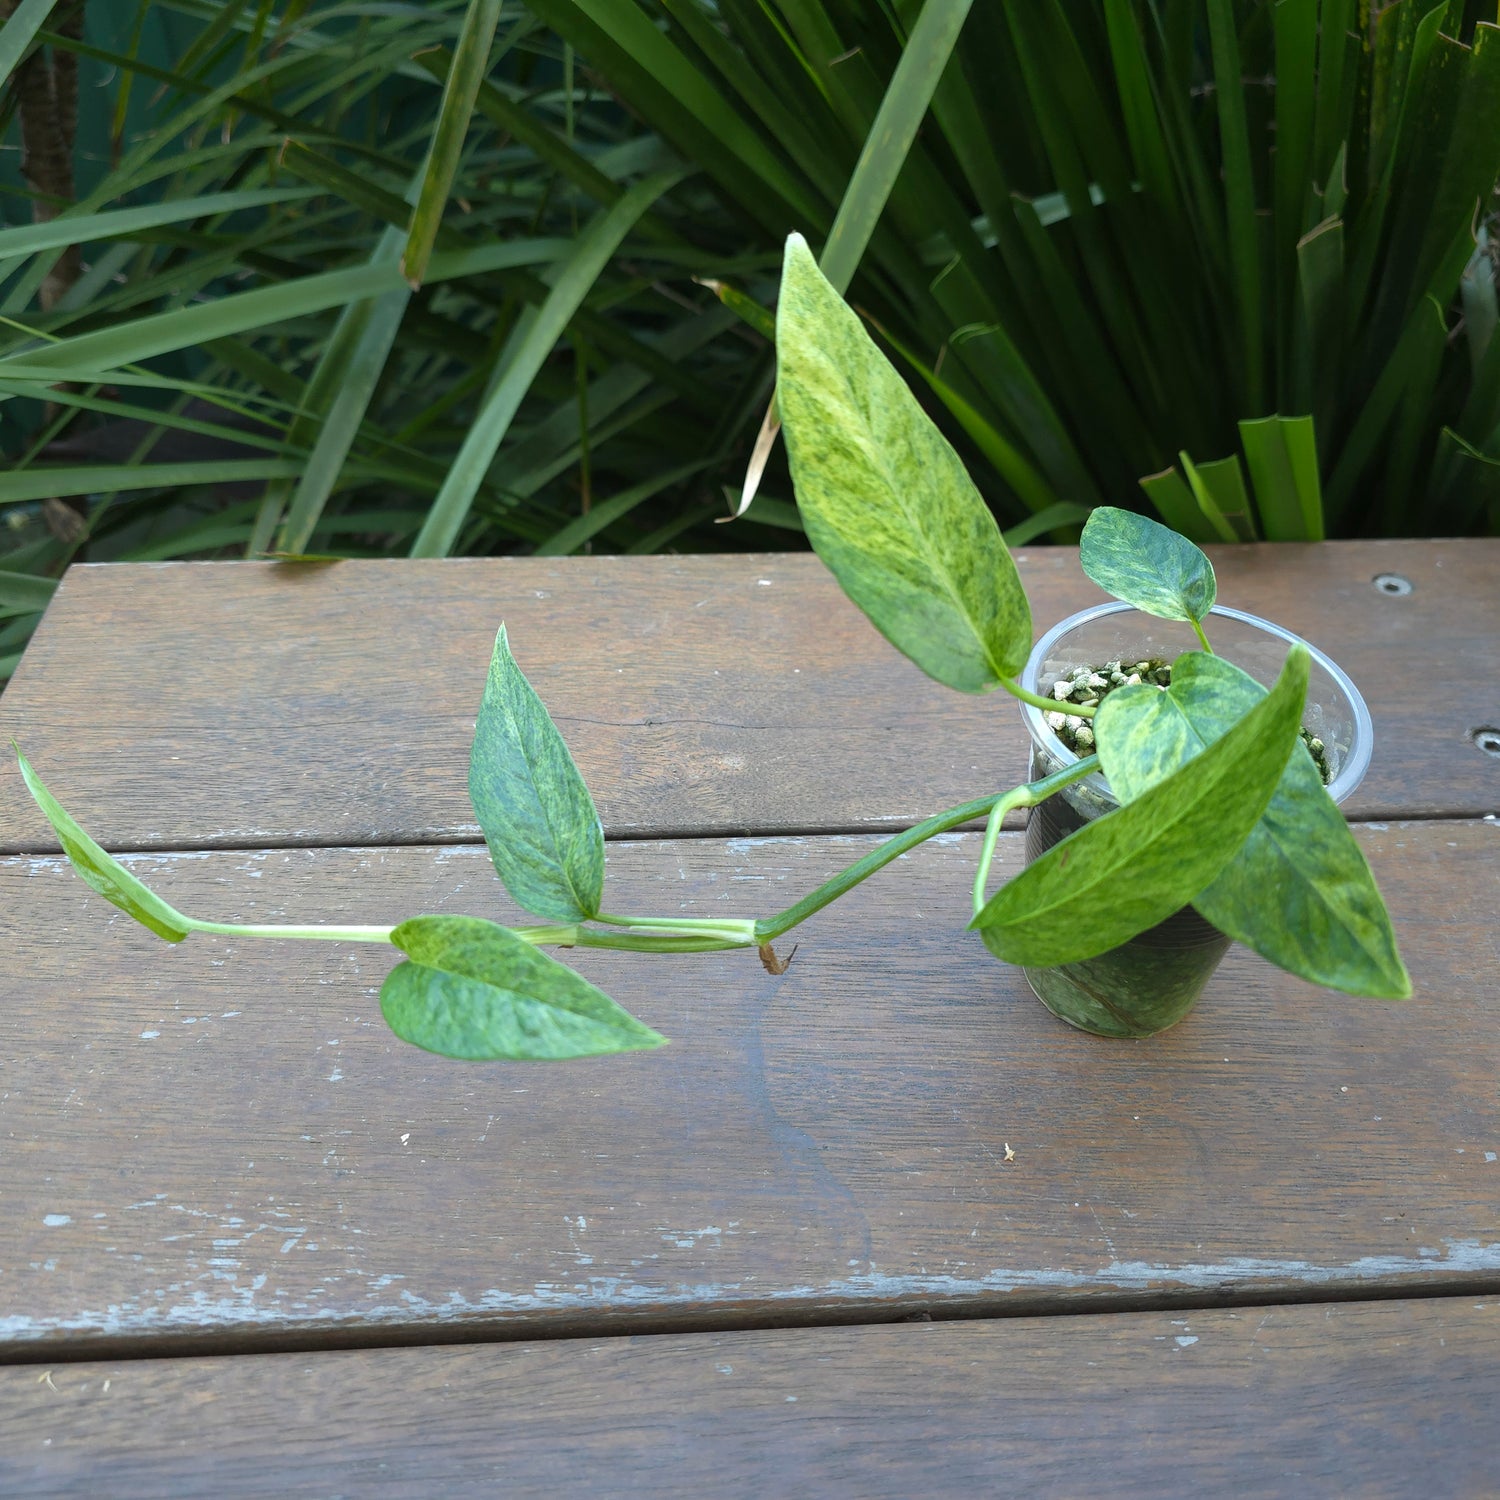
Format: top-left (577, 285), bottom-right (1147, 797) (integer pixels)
top-left (182, 918), bottom-right (397, 943)
top-left (752, 760), bottom-right (1091, 944)
top-left (1001, 676), bottom-right (1097, 718)
top-left (971, 757), bottom-right (1100, 918)
top-left (593, 912), bottom-right (760, 944)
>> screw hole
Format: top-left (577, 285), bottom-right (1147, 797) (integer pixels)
top-left (1373, 573), bottom-right (1412, 596)
top-left (1473, 727), bottom-right (1500, 758)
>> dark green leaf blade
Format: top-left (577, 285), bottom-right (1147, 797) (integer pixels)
top-left (972, 645), bottom-right (1308, 965)
top-left (383, 915), bottom-right (666, 1060)
top-left (468, 625), bottom-right (604, 922)
top-left (400, 0), bottom-right (504, 288)
top-left (1078, 506), bottom-right (1217, 622)
top-left (13, 744), bottom-right (191, 942)
top-left (776, 234), bottom-right (1032, 693)
top-left (1097, 654), bottom-right (1410, 998)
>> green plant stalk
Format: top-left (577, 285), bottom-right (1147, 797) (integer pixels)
top-left (594, 912), bottom-right (760, 940)
top-left (1001, 677), bottom-right (1097, 717)
top-left (178, 768), bottom-right (1099, 957)
top-left (754, 761), bottom-right (1099, 944)
top-left (971, 756), bottom-right (1102, 917)
top-left (1191, 618), bottom-right (1214, 653)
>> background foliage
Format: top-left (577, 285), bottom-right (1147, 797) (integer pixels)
top-left (535, 0), bottom-right (1500, 545)
top-left (0, 0), bottom-right (796, 680)
top-left (1, 0), bottom-right (1497, 685)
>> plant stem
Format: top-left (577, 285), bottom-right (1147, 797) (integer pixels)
top-left (183, 919), bottom-right (395, 943)
top-left (179, 761), bottom-right (1096, 960)
top-left (999, 675), bottom-right (1096, 717)
top-left (1191, 617), bottom-right (1214, 653)
top-left (752, 764), bottom-right (1085, 943)
top-left (971, 756), bottom-right (1099, 917)
top-left (593, 912), bottom-right (760, 943)
top-left (512, 924), bottom-right (753, 953)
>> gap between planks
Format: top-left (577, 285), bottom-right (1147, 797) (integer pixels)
top-left (5, 1272), bottom-right (1500, 1371)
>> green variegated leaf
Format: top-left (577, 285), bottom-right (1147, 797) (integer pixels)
top-left (1079, 506), bottom-right (1217, 622)
top-left (1095, 653), bottom-right (1410, 999)
top-left (775, 234), bottom-right (1031, 693)
top-left (382, 915), bottom-right (666, 1060)
top-left (468, 626), bottom-right (604, 923)
top-left (972, 645), bottom-right (1307, 965)
top-left (13, 745), bottom-right (191, 942)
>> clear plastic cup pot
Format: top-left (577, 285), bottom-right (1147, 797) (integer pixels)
top-left (1017, 603), bottom-right (1373, 1038)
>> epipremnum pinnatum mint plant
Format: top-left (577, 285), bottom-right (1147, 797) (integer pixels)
top-left (12, 235), bottom-right (1410, 1061)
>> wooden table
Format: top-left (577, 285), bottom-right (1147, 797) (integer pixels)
top-left (1, 542), bottom-right (1497, 1495)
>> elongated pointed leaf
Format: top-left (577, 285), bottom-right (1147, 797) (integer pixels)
top-left (0, 188), bottom-right (317, 261)
top-left (972, 645), bottom-right (1307, 965)
top-left (1097, 653), bottom-right (1409, 999)
top-left (0, 568), bottom-right (56, 611)
top-left (1138, 466), bottom-right (1215, 542)
top-left (409, 171), bottom-right (683, 558)
top-left (401, 0), bottom-right (504, 288)
top-left (383, 915), bottom-right (666, 1060)
top-left (0, 0), bottom-right (63, 83)
top-left (468, 625), bottom-right (604, 923)
top-left (1079, 506), bottom-right (1216, 623)
top-left (820, 0), bottom-right (975, 293)
top-left (776, 234), bottom-right (1031, 692)
top-left (1180, 451), bottom-right (1255, 542)
top-left (1239, 415), bottom-right (1325, 541)
top-left (13, 745), bottom-right (191, 942)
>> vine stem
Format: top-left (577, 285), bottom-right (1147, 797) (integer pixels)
top-left (971, 756), bottom-right (1099, 917)
top-left (999, 676), bottom-right (1097, 718)
top-left (180, 918), bottom-right (756, 954)
top-left (1191, 617), bottom-right (1214, 653)
top-left (181, 762), bottom-right (1103, 956)
top-left (593, 912), bottom-right (759, 944)
top-left (754, 758), bottom-right (1101, 943)
top-left (183, 919), bottom-right (395, 943)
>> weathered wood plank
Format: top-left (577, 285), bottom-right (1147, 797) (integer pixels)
top-left (2, 1299), bottom-right (1496, 1498)
top-left (1, 822), bottom-right (1494, 1356)
top-left (2, 542), bottom-right (1494, 852)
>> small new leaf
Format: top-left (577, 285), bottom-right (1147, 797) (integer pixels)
top-left (382, 915), bottom-right (667, 1060)
top-left (1079, 506), bottom-right (1217, 623)
top-left (1096, 653), bottom-right (1410, 998)
top-left (468, 625), bottom-right (605, 922)
top-left (972, 645), bottom-right (1307, 965)
top-left (13, 744), bottom-right (192, 942)
top-left (775, 233), bottom-right (1031, 692)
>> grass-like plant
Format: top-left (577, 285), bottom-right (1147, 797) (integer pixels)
top-left (14, 236), bottom-right (1410, 1059)
top-left (533, 0), bottom-right (1500, 542)
top-left (0, 0), bottom-right (793, 680)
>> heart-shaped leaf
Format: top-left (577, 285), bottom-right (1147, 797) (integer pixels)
top-left (775, 233), bottom-right (1032, 693)
top-left (1079, 506), bottom-right (1217, 623)
top-left (972, 644), bottom-right (1307, 965)
top-left (468, 625), bottom-right (604, 922)
top-left (1096, 653), bottom-right (1410, 998)
top-left (382, 915), bottom-right (666, 1060)
top-left (14, 744), bottom-right (191, 942)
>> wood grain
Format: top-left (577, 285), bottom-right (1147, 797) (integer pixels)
top-left (2, 1298), bottom-right (1496, 1498)
top-left (2, 542), bottom-right (1495, 853)
top-left (2, 821), bottom-right (1495, 1357)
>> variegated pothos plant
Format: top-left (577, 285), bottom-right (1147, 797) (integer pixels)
top-left (14, 236), bottom-right (1409, 1059)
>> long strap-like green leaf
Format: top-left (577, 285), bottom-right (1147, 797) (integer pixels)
top-left (400, 0), bottom-right (504, 289)
top-left (0, 0), bottom-right (60, 84)
top-left (408, 170), bottom-right (683, 558)
top-left (820, 0), bottom-right (975, 294)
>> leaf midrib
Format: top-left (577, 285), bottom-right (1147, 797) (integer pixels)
top-left (836, 362), bottom-right (1011, 685)
top-left (1150, 690), bottom-right (1395, 972)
